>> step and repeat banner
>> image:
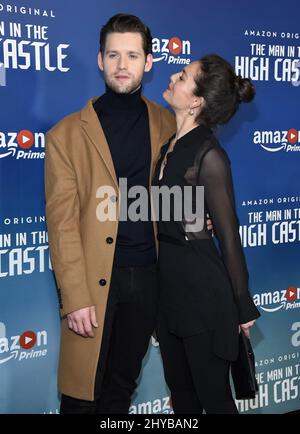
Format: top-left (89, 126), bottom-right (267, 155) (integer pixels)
top-left (0, 0), bottom-right (300, 414)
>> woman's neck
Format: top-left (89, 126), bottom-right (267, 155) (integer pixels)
top-left (174, 111), bottom-right (199, 141)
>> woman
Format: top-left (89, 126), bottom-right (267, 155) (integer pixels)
top-left (152, 54), bottom-right (260, 414)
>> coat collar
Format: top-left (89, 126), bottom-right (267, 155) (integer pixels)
top-left (80, 96), bottom-right (175, 188)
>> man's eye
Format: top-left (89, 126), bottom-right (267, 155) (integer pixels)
top-left (129, 55), bottom-right (138, 59)
top-left (109, 54), bottom-right (117, 58)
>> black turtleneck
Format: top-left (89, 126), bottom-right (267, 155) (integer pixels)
top-left (93, 86), bottom-right (156, 267)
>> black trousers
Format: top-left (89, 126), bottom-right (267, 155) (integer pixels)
top-left (60, 264), bottom-right (158, 414)
top-left (156, 310), bottom-right (238, 414)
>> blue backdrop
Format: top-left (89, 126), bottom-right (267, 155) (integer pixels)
top-left (0, 0), bottom-right (300, 414)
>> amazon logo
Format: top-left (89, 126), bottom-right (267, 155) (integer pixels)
top-left (253, 129), bottom-right (300, 152)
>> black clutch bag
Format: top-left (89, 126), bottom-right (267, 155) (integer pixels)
top-left (231, 332), bottom-right (258, 400)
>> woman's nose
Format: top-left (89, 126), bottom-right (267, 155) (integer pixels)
top-left (171, 72), bottom-right (181, 82)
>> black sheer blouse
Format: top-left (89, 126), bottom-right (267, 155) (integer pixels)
top-left (152, 124), bottom-right (260, 324)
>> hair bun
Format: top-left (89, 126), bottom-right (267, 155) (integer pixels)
top-left (235, 76), bottom-right (255, 103)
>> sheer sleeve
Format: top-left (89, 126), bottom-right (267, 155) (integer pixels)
top-left (198, 146), bottom-right (260, 323)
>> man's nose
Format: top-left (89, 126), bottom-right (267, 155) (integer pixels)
top-left (118, 55), bottom-right (128, 70)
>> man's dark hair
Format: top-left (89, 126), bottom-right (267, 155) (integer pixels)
top-left (100, 13), bottom-right (153, 57)
top-left (193, 54), bottom-right (255, 127)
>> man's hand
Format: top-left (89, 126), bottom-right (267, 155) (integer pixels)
top-left (67, 306), bottom-right (98, 338)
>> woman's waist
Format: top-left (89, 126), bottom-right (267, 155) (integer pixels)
top-left (157, 233), bottom-right (185, 246)
top-left (158, 233), bottom-right (231, 283)
top-left (157, 230), bottom-right (212, 246)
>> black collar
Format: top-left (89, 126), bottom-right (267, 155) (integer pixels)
top-left (175, 124), bottom-right (213, 147)
top-left (93, 85), bottom-right (143, 113)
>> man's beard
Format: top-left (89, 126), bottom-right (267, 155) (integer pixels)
top-left (103, 71), bottom-right (141, 94)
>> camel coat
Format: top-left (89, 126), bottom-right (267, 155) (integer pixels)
top-left (44, 96), bottom-right (176, 401)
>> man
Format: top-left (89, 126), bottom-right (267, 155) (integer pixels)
top-left (45, 13), bottom-right (176, 414)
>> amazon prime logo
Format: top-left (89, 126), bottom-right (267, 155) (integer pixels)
top-left (253, 129), bottom-right (300, 152)
top-left (0, 323), bottom-right (48, 364)
top-left (253, 287), bottom-right (300, 313)
top-left (152, 37), bottom-right (191, 65)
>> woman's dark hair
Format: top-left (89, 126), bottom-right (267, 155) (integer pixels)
top-left (99, 13), bottom-right (153, 57)
top-left (193, 54), bottom-right (255, 127)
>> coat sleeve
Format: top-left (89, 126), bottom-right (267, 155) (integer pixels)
top-left (45, 130), bottom-right (94, 317)
top-left (198, 146), bottom-right (260, 324)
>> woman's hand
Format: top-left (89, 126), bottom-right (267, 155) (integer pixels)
top-left (206, 213), bottom-right (213, 233)
top-left (239, 320), bottom-right (256, 338)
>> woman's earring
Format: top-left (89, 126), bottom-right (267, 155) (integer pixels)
top-left (189, 108), bottom-right (194, 116)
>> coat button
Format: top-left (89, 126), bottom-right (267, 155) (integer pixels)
top-left (110, 195), bottom-right (118, 203)
top-left (106, 237), bottom-right (113, 244)
top-left (99, 279), bottom-right (107, 286)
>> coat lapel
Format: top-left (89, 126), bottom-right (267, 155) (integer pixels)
top-left (80, 97), bottom-right (118, 189)
top-left (143, 96), bottom-right (163, 181)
